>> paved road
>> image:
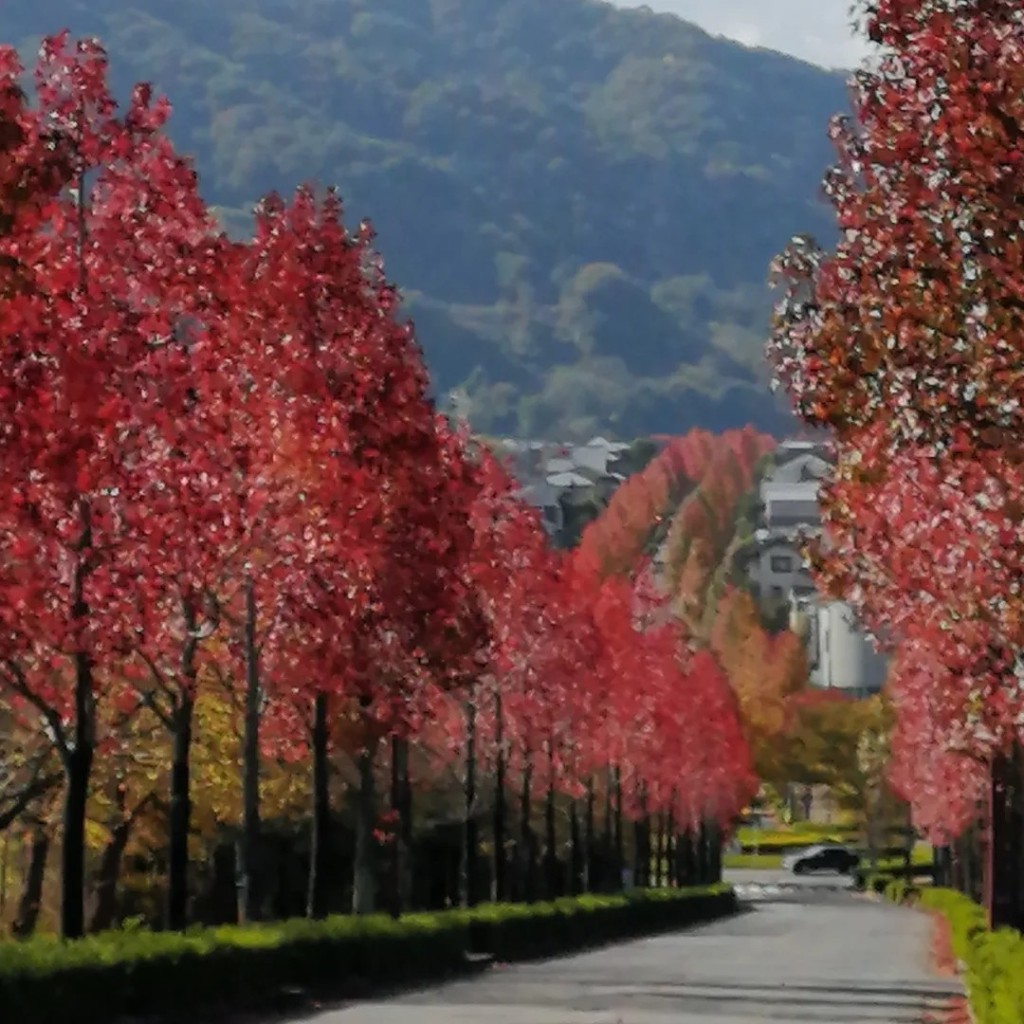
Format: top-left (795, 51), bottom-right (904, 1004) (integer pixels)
top-left (725, 868), bottom-right (856, 889)
top-left (724, 868), bottom-right (856, 903)
top-left (289, 882), bottom-right (962, 1024)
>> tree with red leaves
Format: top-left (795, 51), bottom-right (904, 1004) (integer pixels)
top-left (0, 34), bottom-right (228, 939)
top-left (767, 0), bottom-right (1024, 925)
top-left (233, 186), bottom-right (484, 917)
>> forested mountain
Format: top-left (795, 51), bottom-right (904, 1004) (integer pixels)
top-left (8, 0), bottom-right (846, 438)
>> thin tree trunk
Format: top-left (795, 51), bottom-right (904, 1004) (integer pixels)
top-left (237, 576), bottom-right (263, 923)
top-left (989, 743), bottom-right (1024, 930)
top-left (492, 688), bottom-right (507, 902)
top-left (601, 764), bottom-right (613, 891)
top-left (166, 695), bottom-right (194, 931)
top-left (569, 799), bottom-right (582, 896)
top-left (519, 753), bottom-right (535, 902)
top-left (654, 812), bottom-right (666, 888)
top-left (61, 185), bottom-right (97, 944)
top-left (389, 734), bottom-right (413, 917)
top-left (13, 824), bottom-right (49, 939)
top-left (697, 821), bottom-right (710, 884)
top-left (583, 775), bottom-right (595, 893)
top-left (632, 782), bottom-right (648, 889)
top-left (91, 791), bottom-right (152, 933)
top-left (677, 828), bottom-right (695, 886)
top-left (167, 596), bottom-right (200, 932)
top-left (61, 650), bottom-right (94, 941)
top-left (665, 823), bottom-right (675, 887)
top-left (543, 740), bottom-right (558, 899)
top-left (666, 794), bottom-right (677, 887)
top-left (460, 695), bottom-right (479, 907)
top-left (707, 819), bottom-right (722, 883)
top-left (307, 692), bottom-right (331, 919)
top-left (612, 765), bottom-right (623, 890)
top-left (352, 727), bottom-right (379, 915)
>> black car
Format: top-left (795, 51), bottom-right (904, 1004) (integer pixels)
top-left (783, 843), bottom-right (860, 875)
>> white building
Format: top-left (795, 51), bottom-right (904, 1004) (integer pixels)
top-left (747, 438), bottom-right (886, 697)
top-left (790, 598), bottom-right (888, 697)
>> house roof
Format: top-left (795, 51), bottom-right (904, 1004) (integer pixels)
top-left (547, 471), bottom-right (593, 488)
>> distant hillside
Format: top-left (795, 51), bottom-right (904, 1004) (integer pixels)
top-left (7, 0), bottom-right (846, 439)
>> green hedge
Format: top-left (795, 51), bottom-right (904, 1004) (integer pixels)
top-left (904, 888), bottom-right (1024, 1024)
top-left (0, 886), bottom-right (735, 1023)
top-left (853, 862), bottom-right (936, 892)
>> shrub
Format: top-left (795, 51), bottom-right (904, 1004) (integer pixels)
top-left (883, 877), bottom-right (919, 904)
top-left (852, 863), bottom-right (935, 892)
top-left (911, 888), bottom-right (1024, 1024)
top-left (0, 886), bottom-right (736, 1023)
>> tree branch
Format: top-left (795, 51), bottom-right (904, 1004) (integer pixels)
top-left (0, 769), bottom-right (61, 831)
top-left (0, 659), bottom-right (71, 762)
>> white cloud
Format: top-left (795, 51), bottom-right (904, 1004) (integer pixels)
top-left (611, 0), bottom-right (872, 70)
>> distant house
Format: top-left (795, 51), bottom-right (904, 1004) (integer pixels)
top-left (489, 435), bottom-right (635, 543)
top-left (745, 534), bottom-right (816, 602)
top-left (744, 438), bottom-right (886, 697)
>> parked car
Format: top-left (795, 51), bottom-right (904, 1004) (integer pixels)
top-left (781, 843), bottom-right (860, 875)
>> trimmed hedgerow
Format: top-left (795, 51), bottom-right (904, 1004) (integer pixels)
top-left (894, 887), bottom-right (1024, 1024)
top-left (0, 885), bottom-right (736, 1023)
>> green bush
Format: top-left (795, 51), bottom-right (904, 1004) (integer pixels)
top-left (0, 886), bottom-right (735, 1023)
top-left (911, 888), bottom-right (1024, 1024)
top-left (883, 877), bottom-right (919, 904)
top-left (853, 862), bottom-right (935, 892)
top-left (457, 886), bottom-right (733, 961)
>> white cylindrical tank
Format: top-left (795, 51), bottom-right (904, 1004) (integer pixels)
top-left (788, 606), bottom-right (810, 640)
top-left (816, 601), bottom-right (887, 693)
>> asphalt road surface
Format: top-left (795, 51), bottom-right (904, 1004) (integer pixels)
top-left (724, 868), bottom-right (856, 888)
top-left (287, 878), bottom-right (963, 1024)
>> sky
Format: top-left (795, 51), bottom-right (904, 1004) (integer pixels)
top-left (611, 0), bottom-right (871, 70)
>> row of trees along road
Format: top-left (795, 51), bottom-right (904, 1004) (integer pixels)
top-left (769, 0), bottom-right (1024, 928)
top-left (0, 34), bottom-right (755, 940)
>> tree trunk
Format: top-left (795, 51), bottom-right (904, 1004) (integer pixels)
top-left (612, 765), bottom-right (623, 890)
top-left (389, 734), bottom-right (413, 917)
top-left (666, 795), bottom-right (677, 887)
top-left (901, 803), bottom-right (914, 888)
top-left (91, 791), bottom-right (150, 933)
top-left (665, 822), bottom-right (675, 887)
top-left (307, 692), bottom-right (331, 920)
top-left (707, 820), bottom-right (722, 883)
top-left (543, 741), bottom-right (558, 899)
top-left (519, 755), bottom-right (535, 902)
top-left (61, 649), bottom-right (94, 941)
top-left (352, 731), bottom-right (379, 915)
top-left (988, 743), bottom-right (1024, 930)
top-left (569, 799), bottom-right (582, 895)
top-left (601, 764), bottom-right (613, 892)
top-left (654, 812), bottom-right (665, 888)
top-left (237, 576), bottom-right (263, 923)
top-left (583, 776), bottom-right (595, 893)
top-left (632, 782), bottom-right (648, 889)
top-left (167, 691), bottom-right (195, 931)
top-left (167, 595), bottom-right (200, 932)
top-left (492, 688), bottom-right (507, 902)
top-left (13, 824), bottom-right (49, 939)
top-left (460, 695), bottom-right (480, 907)
top-left (696, 821), bottom-right (709, 884)
top-left (677, 828), bottom-right (695, 886)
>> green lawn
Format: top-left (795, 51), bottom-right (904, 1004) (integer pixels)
top-left (723, 853), bottom-right (783, 870)
top-left (723, 845), bottom-right (933, 873)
